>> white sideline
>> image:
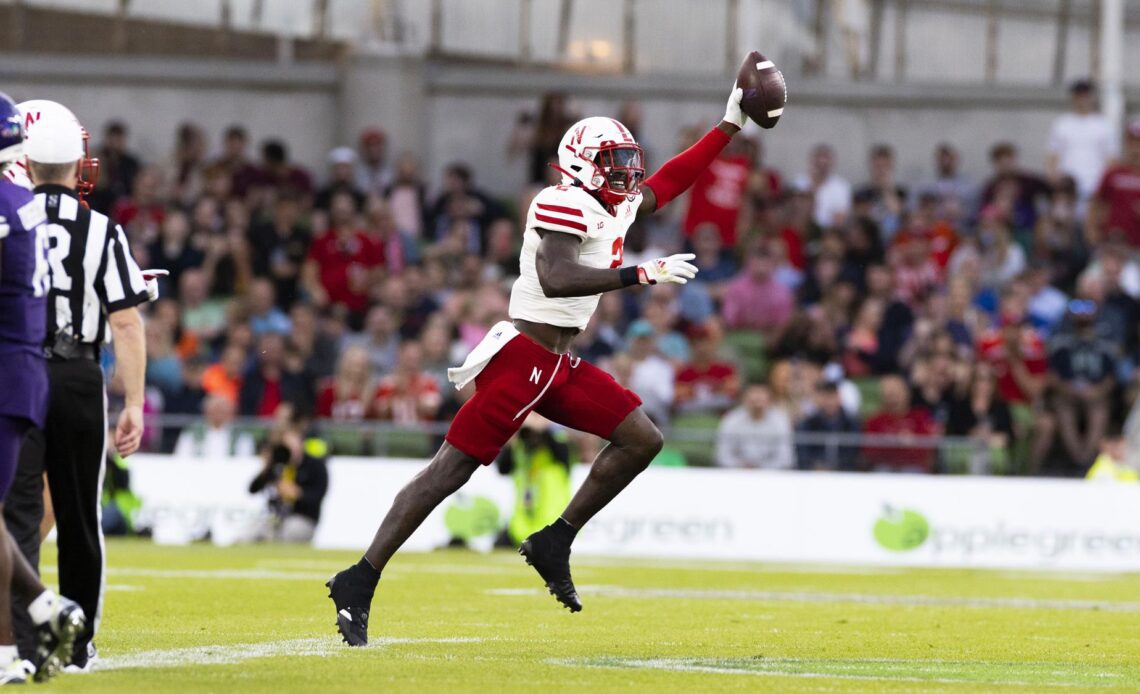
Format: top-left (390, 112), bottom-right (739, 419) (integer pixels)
top-left (101, 636), bottom-right (487, 671)
top-left (489, 585), bottom-right (1140, 612)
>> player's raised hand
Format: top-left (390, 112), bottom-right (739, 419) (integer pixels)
top-left (723, 81), bottom-right (747, 130)
top-left (115, 404), bottom-right (145, 457)
top-left (637, 253), bottom-right (699, 286)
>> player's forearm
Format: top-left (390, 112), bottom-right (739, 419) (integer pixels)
top-left (640, 127), bottom-right (733, 213)
top-left (538, 258), bottom-right (630, 298)
top-left (109, 307), bottom-right (147, 407)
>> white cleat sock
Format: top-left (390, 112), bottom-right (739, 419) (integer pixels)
top-left (27, 590), bottom-right (58, 626)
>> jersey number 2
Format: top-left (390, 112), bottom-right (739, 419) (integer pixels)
top-left (608, 238), bottom-right (624, 268)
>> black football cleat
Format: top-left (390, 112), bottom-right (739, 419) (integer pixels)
top-left (33, 596), bottom-right (85, 682)
top-left (519, 530), bottom-right (582, 613)
top-left (326, 566), bottom-right (376, 647)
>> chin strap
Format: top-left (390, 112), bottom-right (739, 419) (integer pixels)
top-left (642, 127), bottom-right (731, 210)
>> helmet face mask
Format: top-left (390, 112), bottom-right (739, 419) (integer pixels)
top-left (555, 117), bottom-right (644, 207)
top-left (76, 126), bottom-right (99, 206)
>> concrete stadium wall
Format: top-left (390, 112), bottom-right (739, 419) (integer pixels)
top-left (3, 52), bottom-right (1136, 199)
top-left (0, 55), bottom-right (340, 177)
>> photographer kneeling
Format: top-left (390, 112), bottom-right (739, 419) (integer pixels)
top-left (249, 405), bottom-right (329, 543)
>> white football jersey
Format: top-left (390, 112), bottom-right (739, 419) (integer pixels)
top-left (509, 185), bottom-right (641, 330)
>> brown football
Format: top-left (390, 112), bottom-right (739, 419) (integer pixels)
top-left (736, 50), bottom-right (786, 129)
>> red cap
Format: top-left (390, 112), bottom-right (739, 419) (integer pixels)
top-left (360, 127), bottom-right (386, 146)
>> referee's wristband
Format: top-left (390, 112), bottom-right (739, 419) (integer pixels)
top-left (618, 265), bottom-right (640, 287)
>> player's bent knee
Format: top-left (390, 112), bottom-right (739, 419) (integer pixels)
top-left (611, 410), bottom-right (663, 463)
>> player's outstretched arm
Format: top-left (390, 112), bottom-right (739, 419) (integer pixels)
top-left (535, 229), bottom-right (697, 298)
top-left (637, 84), bottom-right (745, 215)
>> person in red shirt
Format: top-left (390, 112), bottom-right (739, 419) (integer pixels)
top-left (682, 132), bottom-right (750, 246)
top-left (674, 325), bottom-right (740, 415)
top-left (302, 190), bottom-right (384, 328)
top-left (976, 299), bottom-right (1055, 472)
top-left (892, 193), bottom-right (957, 269)
top-left (1088, 118), bottom-right (1140, 246)
top-left (316, 346), bottom-right (373, 421)
top-left (370, 342), bottom-right (443, 424)
top-left (860, 374), bottom-right (939, 473)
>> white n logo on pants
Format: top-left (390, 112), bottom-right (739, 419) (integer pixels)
top-left (529, 367), bottom-right (542, 385)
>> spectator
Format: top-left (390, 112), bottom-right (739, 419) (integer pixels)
top-left (797, 380), bottom-right (860, 470)
top-left (916, 142), bottom-right (974, 222)
top-left (239, 333), bottom-right (310, 416)
top-left (429, 163), bottom-right (503, 248)
top-left (180, 268), bottom-right (227, 345)
top-left (89, 120), bottom-right (140, 214)
top-left (354, 127), bottom-right (391, 196)
top-left (315, 147), bottom-right (366, 212)
top-left (249, 406), bottom-right (329, 543)
top-left (167, 121), bottom-right (207, 206)
top-left (248, 191), bottom-right (311, 309)
top-left (977, 206), bottom-right (1027, 289)
top-left (722, 246), bottom-right (794, 340)
top-left (247, 278), bottom-right (291, 336)
top-left (510, 92), bottom-right (575, 185)
top-left (794, 144), bottom-right (852, 229)
top-left (841, 297), bottom-right (884, 377)
top-left (202, 344), bottom-right (246, 404)
top-left (257, 139), bottom-right (313, 196)
top-left (289, 303), bottom-right (339, 380)
top-left (1085, 422), bottom-right (1136, 482)
top-left (744, 134), bottom-right (782, 203)
top-left (364, 196), bottom-right (412, 274)
top-left (1046, 80), bottom-right (1115, 203)
top-left (889, 221), bottom-right (943, 310)
top-left (979, 142), bottom-right (1051, 231)
top-left (370, 341), bottom-right (443, 424)
top-left (346, 305), bottom-right (401, 375)
top-left (1048, 299), bottom-right (1117, 470)
top-left (715, 385), bottom-right (794, 469)
top-left (385, 152), bottom-right (428, 240)
top-left (1034, 180), bottom-right (1090, 293)
top-left (112, 166), bottom-right (166, 242)
top-left (861, 374), bottom-right (939, 473)
top-left (946, 363), bottom-right (1014, 472)
top-left (626, 320), bottom-right (675, 426)
top-left (316, 345), bottom-right (373, 421)
top-left (147, 208), bottom-right (204, 294)
top-left (674, 325), bottom-right (740, 415)
top-left (173, 395), bottom-right (256, 458)
top-left (681, 130), bottom-right (751, 246)
top-left (1087, 118), bottom-right (1140, 247)
top-left (855, 144), bottom-right (907, 240)
top-left (301, 190), bottom-right (384, 328)
top-left (213, 125), bottom-right (261, 199)
top-left (495, 412), bottom-right (573, 546)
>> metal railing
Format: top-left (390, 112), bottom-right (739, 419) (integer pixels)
top-left (144, 413), bottom-right (997, 474)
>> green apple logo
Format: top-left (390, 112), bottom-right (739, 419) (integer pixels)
top-left (873, 505), bottom-right (929, 552)
top-left (444, 495), bottom-right (500, 541)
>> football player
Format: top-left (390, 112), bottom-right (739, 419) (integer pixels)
top-left (0, 93), bottom-right (86, 683)
top-left (328, 80), bottom-right (752, 645)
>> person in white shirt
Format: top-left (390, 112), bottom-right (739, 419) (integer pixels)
top-left (174, 395), bottom-right (256, 459)
top-left (1046, 80), bottom-right (1116, 202)
top-left (715, 384), bottom-right (794, 469)
top-left (794, 143), bottom-right (852, 229)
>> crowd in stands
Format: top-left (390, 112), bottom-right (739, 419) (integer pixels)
top-left (97, 80), bottom-right (1140, 476)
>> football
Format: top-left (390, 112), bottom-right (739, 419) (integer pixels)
top-left (736, 50), bottom-right (786, 128)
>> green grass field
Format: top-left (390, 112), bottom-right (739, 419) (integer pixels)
top-left (32, 539), bottom-right (1140, 692)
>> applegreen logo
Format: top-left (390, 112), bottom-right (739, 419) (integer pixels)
top-left (873, 505), bottom-right (929, 552)
top-left (444, 495), bottom-right (500, 541)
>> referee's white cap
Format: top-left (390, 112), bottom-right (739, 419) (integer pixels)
top-left (19, 100), bottom-right (84, 164)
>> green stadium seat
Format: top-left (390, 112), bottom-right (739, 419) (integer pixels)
top-left (668, 412), bottom-right (723, 467)
top-left (723, 330), bottom-right (767, 383)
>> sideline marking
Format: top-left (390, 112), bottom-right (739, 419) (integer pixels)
top-left (101, 636), bottom-right (488, 671)
top-left (490, 585), bottom-right (1140, 612)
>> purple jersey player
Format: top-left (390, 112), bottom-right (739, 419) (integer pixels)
top-left (0, 93), bottom-right (86, 684)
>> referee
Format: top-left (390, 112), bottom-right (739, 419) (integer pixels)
top-left (3, 101), bottom-right (148, 671)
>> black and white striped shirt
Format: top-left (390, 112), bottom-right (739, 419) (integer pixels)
top-left (36, 184), bottom-right (148, 345)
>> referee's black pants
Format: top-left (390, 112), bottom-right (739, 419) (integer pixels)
top-left (4, 358), bottom-right (106, 662)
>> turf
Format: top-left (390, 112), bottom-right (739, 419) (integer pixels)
top-left (33, 539), bottom-right (1140, 692)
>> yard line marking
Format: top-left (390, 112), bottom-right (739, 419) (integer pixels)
top-left (490, 585), bottom-right (1140, 613)
top-left (101, 637), bottom-right (488, 671)
top-left (555, 657), bottom-right (1132, 689)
